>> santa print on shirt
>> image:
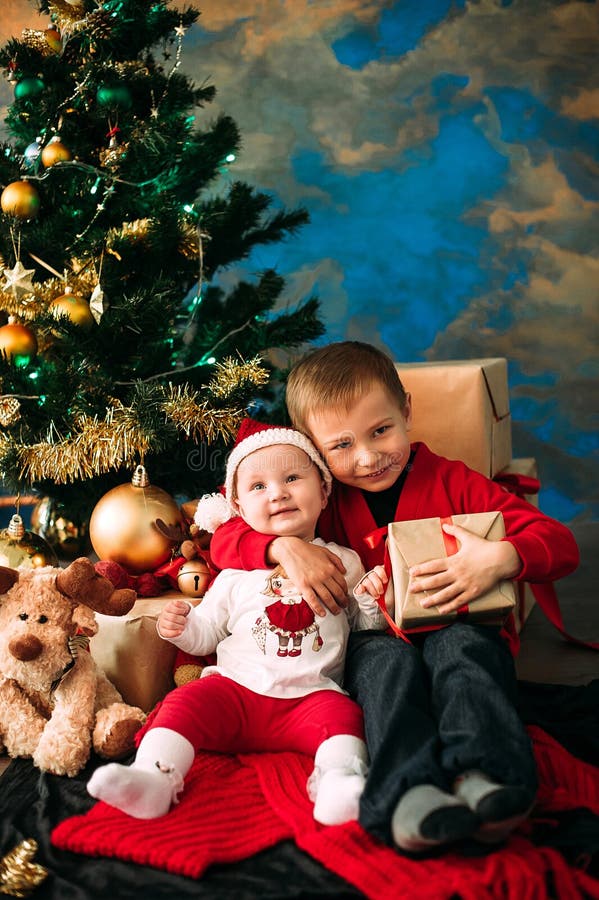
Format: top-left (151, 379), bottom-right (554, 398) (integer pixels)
top-left (252, 566), bottom-right (322, 658)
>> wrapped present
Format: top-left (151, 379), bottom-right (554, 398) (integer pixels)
top-left (395, 358), bottom-right (512, 477)
top-left (385, 512), bottom-right (516, 630)
top-left (495, 457), bottom-right (539, 631)
top-left (90, 591), bottom-right (179, 712)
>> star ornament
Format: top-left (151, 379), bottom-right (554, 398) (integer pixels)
top-left (2, 260), bottom-right (36, 299)
top-left (175, 24), bottom-right (187, 37)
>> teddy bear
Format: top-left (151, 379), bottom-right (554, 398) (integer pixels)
top-left (0, 556), bottom-right (147, 777)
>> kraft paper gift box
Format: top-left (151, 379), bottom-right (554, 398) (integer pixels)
top-left (395, 358), bottom-right (512, 477)
top-left (90, 592), bottom-right (179, 712)
top-left (495, 457), bottom-right (539, 631)
top-left (385, 512), bottom-right (516, 630)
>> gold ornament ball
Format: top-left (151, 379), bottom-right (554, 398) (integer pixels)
top-left (49, 289), bottom-right (94, 330)
top-left (30, 497), bottom-right (90, 560)
top-left (0, 180), bottom-right (40, 219)
top-left (0, 514), bottom-right (58, 569)
top-left (177, 559), bottom-right (211, 598)
top-left (89, 475), bottom-right (182, 574)
top-left (41, 136), bottom-right (72, 168)
top-left (45, 27), bottom-right (62, 53)
top-left (0, 321), bottom-right (37, 366)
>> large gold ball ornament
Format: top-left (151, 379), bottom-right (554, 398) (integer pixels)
top-left (45, 27), bottom-right (62, 53)
top-left (0, 514), bottom-right (59, 569)
top-left (0, 321), bottom-right (37, 366)
top-left (41, 136), bottom-right (72, 168)
top-left (89, 466), bottom-right (183, 574)
top-left (0, 180), bottom-right (40, 219)
top-left (177, 559), bottom-right (211, 599)
top-left (49, 288), bottom-right (94, 330)
top-left (30, 497), bottom-right (90, 559)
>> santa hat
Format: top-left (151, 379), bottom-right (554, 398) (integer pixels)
top-left (194, 417), bottom-right (332, 533)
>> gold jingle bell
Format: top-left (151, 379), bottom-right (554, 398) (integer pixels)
top-left (0, 514), bottom-right (59, 569)
top-left (89, 465), bottom-right (182, 574)
top-left (177, 558), bottom-right (211, 599)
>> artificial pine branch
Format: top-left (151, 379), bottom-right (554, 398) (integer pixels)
top-left (0, 0), bottom-right (325, 510)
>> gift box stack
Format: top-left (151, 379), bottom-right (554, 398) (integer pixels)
top-left (395, 358), bottom-right (539, 632)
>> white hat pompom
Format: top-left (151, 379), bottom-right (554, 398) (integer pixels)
top-left (194, 492), bottom-right (236, 533)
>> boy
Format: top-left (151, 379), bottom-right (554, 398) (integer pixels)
top-left (210, 341), bottom-right (579, 852)
top-left (88, 418), bottom-right (387, 826)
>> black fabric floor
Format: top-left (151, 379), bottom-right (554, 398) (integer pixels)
top-left (1, 680), bottom-right (598, 900)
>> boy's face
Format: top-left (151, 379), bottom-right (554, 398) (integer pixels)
top-left (306, 385), bottom-right (412, 492)
top-left (233, 444), bottom-right (327, 540)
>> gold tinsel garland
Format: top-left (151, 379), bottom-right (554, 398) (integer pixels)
top-left (162, 386), bottom-right (243, 443)
top-left (1, 358), bottom-right (268, 485)
top-left (47, 0), bottom-right (85, 22)
top-left (106, 217), bottom-right (201, 262)
top-left (0, 268), bottom-right (98, 321)
top-left (20, 29), bottom-right (55, 56)
top-left (0, 839), bottom-right (48, 898)
top-left (208, 357), bottom-right (270, 398)
top-left (0, 215), bottom-right (199, 318)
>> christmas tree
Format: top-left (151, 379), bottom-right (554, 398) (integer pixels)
top-left (0, 0), bottom-right (324, 539)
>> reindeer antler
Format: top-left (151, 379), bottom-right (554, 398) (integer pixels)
top-left (154, 518), bottom-right (188, 542)
top-left (0, 566), bottom-right (19, 595)
top-left (56, 558), bottom-right (136, 616)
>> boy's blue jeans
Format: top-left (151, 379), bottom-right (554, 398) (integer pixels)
top-left (344, 622), bottom-right (537, 846)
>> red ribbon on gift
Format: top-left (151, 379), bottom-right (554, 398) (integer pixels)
top-left (440, 516), bottom-right (470, 617)
top-left (494, 471), bottom-right (598, 651)
top-left (364, 524), bottom-right (448, 643)
top-left (494, 471), bottom-right (540, 499)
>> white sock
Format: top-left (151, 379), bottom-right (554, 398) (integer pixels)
top-left (87, 727), bottom-right (195, 819)
top-left (309, 734), bottom-right (369, 826)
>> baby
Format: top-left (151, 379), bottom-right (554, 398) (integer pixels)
top-left (88, 418), bottom-right (387, 825)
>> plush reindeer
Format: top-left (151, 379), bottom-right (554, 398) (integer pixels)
top-left (0, 557), bottom-right (146, 777)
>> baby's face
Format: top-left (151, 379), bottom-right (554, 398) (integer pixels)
top-left (306, 384), bottom-right (412, 492)
top-left (233, 443), bottom-right (327, 540)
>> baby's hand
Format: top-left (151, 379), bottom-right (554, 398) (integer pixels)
top-left (158, 599), bottom-right (191, 639)
top-left (355, 565), bottom-right (388, 599)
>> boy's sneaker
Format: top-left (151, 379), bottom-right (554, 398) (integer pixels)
top-left (453, 770), bottom-right (533, 843)
top-left (391, 784), bottom-right (479, 853)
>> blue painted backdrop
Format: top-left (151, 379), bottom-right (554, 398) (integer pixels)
top-left (2, 0), bottom-right (598, 527)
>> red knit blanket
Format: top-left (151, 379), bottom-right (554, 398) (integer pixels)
top-left (51, 726), bottom-right (599, 899)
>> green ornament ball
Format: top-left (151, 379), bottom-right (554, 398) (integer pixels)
top-left (96, 84), bottom-right (132, 110)
top-left (14, 77), bottom-right (45, 100)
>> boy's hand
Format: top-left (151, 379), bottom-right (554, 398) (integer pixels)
top-left (355, 565), bottom-right (388, 599)
top-left (269, 536), bottom-right (348, 617)
top-left (408, 523), bottom-right (522, 616)
top-left (158, 599), bottom-right (191, 639)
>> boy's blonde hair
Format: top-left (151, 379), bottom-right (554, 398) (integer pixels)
top-left (286, 341), bottom-right (408, 436)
